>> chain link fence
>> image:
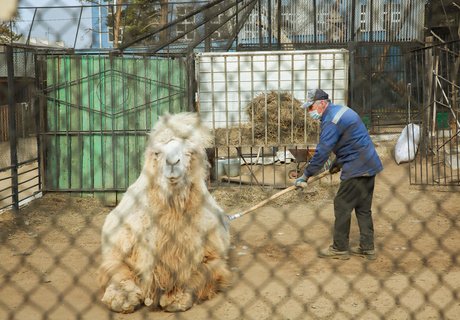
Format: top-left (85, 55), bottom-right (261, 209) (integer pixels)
top-left (1, 144), bottom-right (459, 319)
top-left (1, 1), bottom-right (459, 319)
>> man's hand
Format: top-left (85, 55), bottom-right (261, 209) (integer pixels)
top-left (294, 174), bottom-right (309, 188)
top-left (329, 160), bottom-right (342, 174)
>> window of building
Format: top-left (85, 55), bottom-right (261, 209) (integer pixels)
top-left (107, 2), bottom-right (124, 44)
top-left (317, 10), bottom-right (328, 34)
top-left (360, 4), bottom-right (367, 31)
top-left (384, 2), bottom-right (401, 31)
top-left (392, 3), bottom-right (401, 23)
top-left (176, 5), bottom-right (196, 41)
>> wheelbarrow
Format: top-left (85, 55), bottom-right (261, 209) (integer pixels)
top-left (287, 147), bottom-right (316, 179)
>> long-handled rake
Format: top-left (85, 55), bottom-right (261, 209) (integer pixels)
top-left (227, 170), bottom-right (331, 221)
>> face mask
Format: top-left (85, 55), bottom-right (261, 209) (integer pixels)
top-left (308, 110), bottom-right (322, 120)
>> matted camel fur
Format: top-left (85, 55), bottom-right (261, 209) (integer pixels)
top-left (98, 112), bottom-right (231, 313)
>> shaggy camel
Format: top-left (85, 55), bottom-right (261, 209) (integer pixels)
top-left (98, 112), bottom-right (232, 313)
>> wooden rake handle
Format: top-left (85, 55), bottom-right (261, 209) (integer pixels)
top-left (227, 170), bottom-right (331, 221)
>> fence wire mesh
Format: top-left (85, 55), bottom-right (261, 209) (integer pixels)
top-left (1, 147), bottom-right (459, 319)
top-left (1, 1), bottom-right (460, 320)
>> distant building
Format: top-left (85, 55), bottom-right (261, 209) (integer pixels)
top-left (239, 0), bottom-right (427, 46)
top-left (89, 0), bottom-right (203, 50)
top-left (91, 0), bottom-right (123, 49)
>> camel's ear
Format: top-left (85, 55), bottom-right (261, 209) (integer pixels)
top-left (144, 145), bottom-right (156, 159)
top-left (194, 114), bottom-right (202, 127)
top-left (161, 113), bottom-right (171, 125)
top-left (142, 149), bottom-right (157, 175)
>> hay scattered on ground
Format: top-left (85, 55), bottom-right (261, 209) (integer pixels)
top-left (211, 179), bottom-right (339, 213)
top-left (214, 91), bottom-right (319, 146)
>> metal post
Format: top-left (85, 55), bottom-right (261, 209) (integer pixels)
top-left (407, 82), bottom-right (411, 124)
top-left (6, 45), bottom-right (19, 211)
top-left (348, 41), bottom-right (356, 114)
top-left (235, 0), bottom-right (239, 49)
top-left (370, 0), bottom-right (373, 42)
top-left (27, 8), bottom-right (38, 46)
top-left (258, 0), bottom-right (263, 47)
top-left (204, 6), bottom-right (211, 51)
top-left (351, 0), bottom-right (356, 42)
top-left (313, 0), bottom-right (317, 43)
top-left (34, 52), bottom-right (43, 195)
top-left (267, 0), bottom-right (272, 48)
top-left (187, 53), bottom-right (196, 112)
top-left (277, 0), bottom-right (281, 49)
top-left (74, 6), bottom-right (84, 49)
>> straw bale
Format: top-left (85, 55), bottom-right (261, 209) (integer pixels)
top-left (246, 91), bottom-right (318, 144)
top-left (213, 91), bottom-right (319, 146)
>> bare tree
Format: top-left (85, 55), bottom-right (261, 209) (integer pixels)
top-left (0, 19), bottom-right (21, 44)
top-left (112, 0), bottom-right (123, 47)
top-left (81, 0), bottom-right (164, 47)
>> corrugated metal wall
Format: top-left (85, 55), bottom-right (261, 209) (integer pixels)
top-left (43, 54), bottom-right (188, 203)
top-left (238, 0), bottom-right (426, 47)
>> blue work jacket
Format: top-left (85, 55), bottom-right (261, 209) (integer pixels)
top-left (304, 103), bottom-right (383, 181)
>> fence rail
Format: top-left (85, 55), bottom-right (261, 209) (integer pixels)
top-left (408, 40), bottom-right (460, 186)
top-left (0, 45), bottom-right (42, 212)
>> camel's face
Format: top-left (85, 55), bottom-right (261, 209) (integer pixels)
top-left (152, 138), bottom-right (192, 186)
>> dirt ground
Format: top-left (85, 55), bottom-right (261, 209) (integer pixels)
top-left (1, 142), bottom-right (459, 320)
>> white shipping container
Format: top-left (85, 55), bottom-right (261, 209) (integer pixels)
top-left (196, 50), bottom-right (349, 129)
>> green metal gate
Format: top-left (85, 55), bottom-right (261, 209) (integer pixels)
top-left (43, 54), bottom-right (188, 204)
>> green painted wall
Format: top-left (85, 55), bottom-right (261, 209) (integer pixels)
top-left (44, 55), bottom-right (188, 204)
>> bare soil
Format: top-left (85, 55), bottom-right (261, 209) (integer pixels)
top-left (1, 142), bottom-right (459, 320)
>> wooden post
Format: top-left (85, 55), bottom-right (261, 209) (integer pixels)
top-left (187, 53), bottom-right (196, 112)
top-left (424, 36), bottom-right (434, 141)
top-left (432, 54), bottom-right (439, 137)
top-left (160, 0), bottom-right (169, 43)
top-left (6, 45), bottom-right (19, 211)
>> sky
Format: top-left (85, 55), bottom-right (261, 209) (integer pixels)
top-left (16, 0), bottom-right (93, 48)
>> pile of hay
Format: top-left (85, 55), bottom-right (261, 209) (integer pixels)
top-left (246, 91), bottom-right (318, 144)
top-left (213, 91), bottom-right (318, 146)
top-left (212, 124), bottom-right (253, 147)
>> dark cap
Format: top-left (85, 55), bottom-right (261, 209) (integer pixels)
top-left (301, 89), bottom-right (329, 109)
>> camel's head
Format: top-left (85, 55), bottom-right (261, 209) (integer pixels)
top-left (148, 138), bottom-right (195, 187)
top-left (143, 112), bottom-right (212, 190)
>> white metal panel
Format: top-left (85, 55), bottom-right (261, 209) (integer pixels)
top-left (196, 50), bottom-right (349, 129)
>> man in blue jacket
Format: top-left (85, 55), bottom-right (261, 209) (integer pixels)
top-left (295, 89), bottom-right (383, 260)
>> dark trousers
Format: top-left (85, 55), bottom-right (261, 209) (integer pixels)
top-left (333, 176), bottom-right (376, 251)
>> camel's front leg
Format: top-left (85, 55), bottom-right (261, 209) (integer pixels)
top-left (159, 288), bottom-right (194, 312)
top-left (99, 261), bottom-right (143, 313)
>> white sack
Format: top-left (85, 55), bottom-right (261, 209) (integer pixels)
top-left (394, 123), bottom-right (421, 164)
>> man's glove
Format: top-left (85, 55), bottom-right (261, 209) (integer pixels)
top-left (294, 173), bottom-right (309, 188)
top-left (329, 160), bottom-right (342, 174)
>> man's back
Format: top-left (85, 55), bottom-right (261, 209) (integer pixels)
top-left (322, 104), bottom-right (383, 180)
